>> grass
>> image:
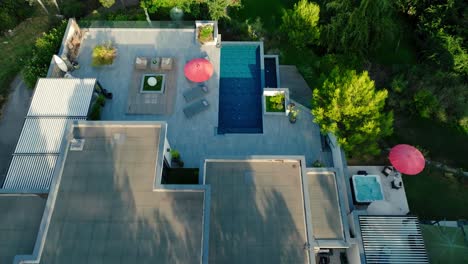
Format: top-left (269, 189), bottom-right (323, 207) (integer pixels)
top-left (391, 115), bottom-right (468, 170)
top-left (421, 225), bottom-right (468, 263)
top-left (162, 168), bottom-right (199, 184)
top-left (234, 0), bottom-right (295, 31)
top-left (0, 16), bottom-right (50, 113)
top-left (265, 95), bottom-right (285, 112)
top-left (142, 75), bottom-right (163, 91)
top-left (403, 166), bottom-right (468, 220)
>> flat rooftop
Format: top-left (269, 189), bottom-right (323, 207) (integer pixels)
top-left (204, 160), bottom-right (309, 263)
top-left (307, 171), bottom-right (344, 240)
top-left (40, 124), bottom-right (204, 263)
top-left (0, 196), bottom-right (45, 263)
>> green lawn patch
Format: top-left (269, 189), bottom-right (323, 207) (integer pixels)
top-left (142, 75), bottom-right (163, 92)
top-left (162, 168), bottom-right (199, 184)
top-left (265, 95), bottom-right (285, 112)
top-left (233, 0), bottom-right (295, 31)
top-left (403, 166), bottom-right (468, 220)
top-left (391, 115), bottom-right (468, 170)
top-left (0, 16), bottom-right (50, 112)
top-left (421, 225), bottom-right (468, 263)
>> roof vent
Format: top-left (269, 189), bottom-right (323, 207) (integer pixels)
top-left (70, 138), bottom-right (85, 151)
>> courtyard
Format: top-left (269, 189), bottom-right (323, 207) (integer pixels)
top-left (72, 25), bottom-right (329, 167)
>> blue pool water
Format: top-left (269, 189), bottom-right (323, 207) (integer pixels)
top-left (264, 57), bottom-right (278, 88)
top-left (218, 44), bottom-right (263, 134)
top-left (353, 176), bottom-right (384, 203)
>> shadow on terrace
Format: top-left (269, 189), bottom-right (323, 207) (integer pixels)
top-left (40, 124), bottom-right (204, 263)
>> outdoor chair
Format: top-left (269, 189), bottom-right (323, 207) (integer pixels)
top-left (357, 170), bottom-right (368, 176)
top-left (161, 57), bottom-right (173, 71)
top-left (183, 85), bottom-right (209, 102)
top-left (135, 56), bottom-right (148, 70)
top-left (183, 99), bottom-right (209, 118)
top-left (382, 166), bottom-right (394, 176)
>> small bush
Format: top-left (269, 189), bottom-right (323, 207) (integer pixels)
top-left (198, 25), bottom-right (214, 44)
top-left (92, 42), bottom-right (117, 66)
top-left (23, 20), bottom-right (67, 88)
top-left (269, 93), bottom-right (285, 110)
top-left (170, 149), bottom-right (180, 160)
top-left (413, 90), bottom-right (439, 118)
top-left (96, 94), bottom-right (105, 106)
top-left (89, 102), bottom-right (102, 120)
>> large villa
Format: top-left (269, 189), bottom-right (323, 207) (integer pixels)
top-left (0, 19), bottom-right (429, 264)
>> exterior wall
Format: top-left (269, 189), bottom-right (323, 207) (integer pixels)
top-left (346, 244), bottom-right (363, 264)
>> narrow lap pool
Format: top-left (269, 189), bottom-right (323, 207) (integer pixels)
top-left (218, 43), bottom-right (263, 134)
top-left (351, 175), bottom-right (384, 204)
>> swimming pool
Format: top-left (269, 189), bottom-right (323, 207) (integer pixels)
top-left (351, 175), bottom-right (384, 204)
top-left (264, 56), bottom-right (278, 88)
top-left (218, 43), bottom-right (263, 134)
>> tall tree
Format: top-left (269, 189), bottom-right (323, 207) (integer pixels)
top-left (206, 0), bottom-right (241, 20)
top-left (311, 67), bottom-right (393, 157)
top-left (99, 0), bottom-right (115, 8)
top-left (322, 0), bottom-right (397, 56)
top-left (280, 0), bottom-right (320, 49)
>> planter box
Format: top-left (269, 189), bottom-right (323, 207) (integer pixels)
top-left (195, 21), bottom-right (218, 46)
top-left (140, 74), bottom-right (166, 94)
top-left (263, 88), bottom-right (290, 116)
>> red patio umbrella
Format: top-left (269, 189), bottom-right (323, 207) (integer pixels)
top-left (184, 58), bottom-right (213, 83)
top-left (389, 144), bottom-right (425, 175)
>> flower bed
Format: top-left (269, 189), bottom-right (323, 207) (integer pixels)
top-left (265, 94), bottom-right (285, 112)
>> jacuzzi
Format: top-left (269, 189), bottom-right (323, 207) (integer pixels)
top-left (351, 175), bottom-right (385, 204)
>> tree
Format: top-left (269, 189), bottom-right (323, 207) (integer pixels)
top-left (206, 0), bottom-right (241, 20)
top-left (322, 0), bottom-right (397, 56)
top-left (99, 0), bottom-right (115, 8)
top-left (280, 0), bottom-right (320, 49)
top-left (311, 67), bottom-right (393, 157)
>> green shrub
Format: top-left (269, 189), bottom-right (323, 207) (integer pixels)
top-left (89, 102), bottom-right (102, 120)
top-left (92, 42), bottom-right (117, 66)
top-left (198, 25), bottom-right (214, 44)
top-left (280, 0), bottom-right (320, 49)
top-left (269, 93), bottom-right (285, 111)
top-left (170, 149), bottom-right (180, 160)
top-left (62, 0), bottom-right (86, 18)
top-left (458, 117), bottom-right (468, 134)
top-left (0, 0), bottom-right (33, 33)
top-left (23, 20), bottom-right (67, 88)
top-left (413, 90), bottom-right (439, 118)
top-left (96, 94), bottom-right (106, 106)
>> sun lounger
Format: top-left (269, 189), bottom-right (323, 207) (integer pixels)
top-left (183, 85), bottom-right (209, 102)
top-left (183, 99), bottom-right (209, 118)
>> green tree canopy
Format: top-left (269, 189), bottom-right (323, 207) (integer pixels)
top-left (207, 0), bottom-right (241, 20)
top-left (99, 0), bottom-right (115, 8)
top-left (280, 0), bottom-right (320, 49)
top-left (311, 67), bottom-right (393, 157)
top-left (322, 0), bottom-right (397, 56)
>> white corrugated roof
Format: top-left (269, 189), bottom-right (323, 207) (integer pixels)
top-left (15, 118), bottom-right (84, 154)
top-left (3, 155), bottom-right (59, 191)
top-left (27, 78), bottom-right (96, 117)
top-left (360, 216), bottom-right (429, 264)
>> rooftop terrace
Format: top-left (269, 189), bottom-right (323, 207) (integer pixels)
top-left (71, 26), bottom-right (329, 167)
top-left (40, 124), bottom-right (204, 263)
top-left (204, 159), bottom-right (309, 263)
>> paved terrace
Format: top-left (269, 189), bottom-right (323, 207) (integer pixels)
top-left (73, 27), bottom-right (328, 167)
top-left (205, 160), bottom-right (309, 263)
top-left (348, 166), bottom-right (410, 214)
top-left (0, 196), bottom-right (45, 263)
top-left (40, 125), bottom-right (204, 264)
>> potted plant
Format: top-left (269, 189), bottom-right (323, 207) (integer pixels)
top-left (170, 149), bottom-right (184, 168)
top-left (288, 103), bottom-right (299, 123)
top-left (92, 41), bottom-right (117, 66)
top-left (312, 160), bottom-right (324, 167)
